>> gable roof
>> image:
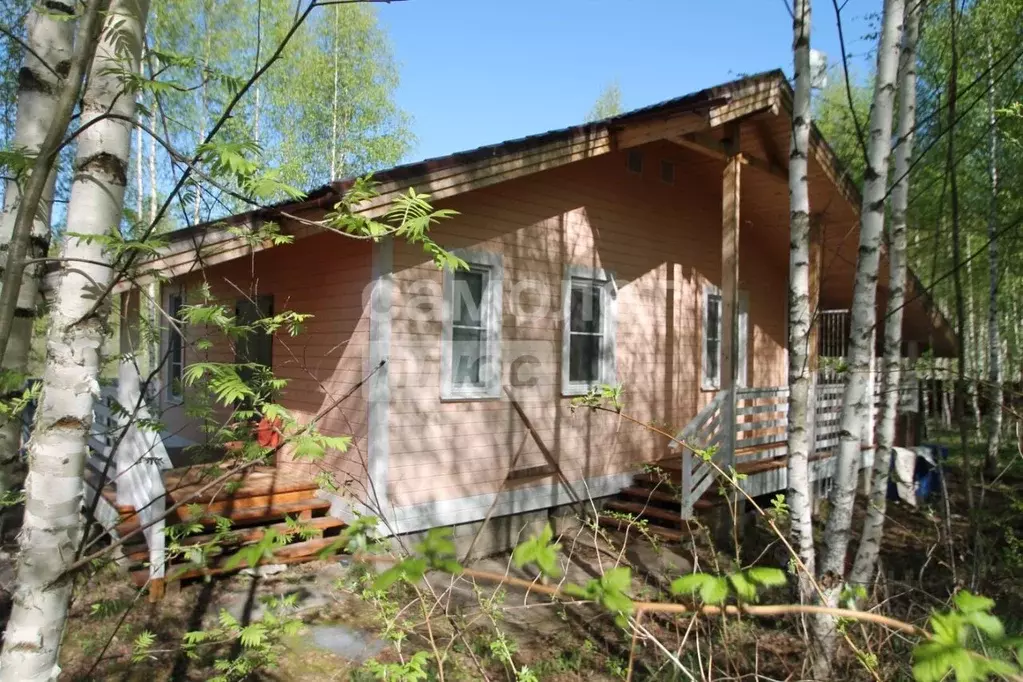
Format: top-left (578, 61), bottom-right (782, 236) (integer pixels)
top-left (150, 69), bottom-right (956, 356)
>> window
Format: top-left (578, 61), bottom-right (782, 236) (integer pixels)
top-left (562, 266), bottom-right (617, 395)
top-left (166, 292), bottom-right (184, 401)
top-left (626, 149), bottom-right (643, 174)
top-left (738, 293), bottom-right (749, 388)
top-left (235, 295), bottom-right (274, 369)
top-left (441, 251), bottom-right (503, 399)
top-left (702, 286), bottom-right (750, 390)
top-left (702, 286), bottom-right (722, 390)
top-left (661, 160), bottom-right (675, 184)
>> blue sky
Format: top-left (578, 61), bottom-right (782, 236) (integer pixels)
top-left (377, 0), bottom-right (878, 163)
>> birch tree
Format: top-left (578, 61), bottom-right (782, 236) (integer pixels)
top-left (850, 0), bottom-right (922, 587)
top-left (0, 0), bottom-right (77, 492)
top-left (814, 0), bottom-right (904, 671)
top-left (0, 0), bottom-right (150, 677)
top-left (984, 39), bottom-right (1001, 474)
top-left (784, 0), bottom-right (816, 601)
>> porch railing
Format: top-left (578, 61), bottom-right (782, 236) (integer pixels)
top-left (672, 382), bottom-right (848, 518)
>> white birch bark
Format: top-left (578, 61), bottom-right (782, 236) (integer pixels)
top-left (820, 0), bottom-right (904, 579)
top-left (0, 1), bottom-right (75, 491)
top-left (850, 0), bottom-right (921, 587)
top-left (985, 40), bottom-right (1002, 473)
top-left (814, 0), bottom-right (904, 673)
top-left (0, 0), bottom-right (150, 677)
top-left (785, 0), bottom-right (816, 600)
top-left (965, 233), bottom-right (982, 437)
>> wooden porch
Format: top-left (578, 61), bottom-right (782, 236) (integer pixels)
top-left (83, 377), bottom-right (343, 597)
top-left (600, 382), bottom-right (856, 541)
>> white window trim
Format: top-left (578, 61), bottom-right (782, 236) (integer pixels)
top-left (738, 291), bottom-right (750, 388)
top-left (702, 284), bottom-right (722, 391)
top-left (440, 249), bottom-right (503, 400)
top-left (702, 285), bottom-right (750, 391)
top-left (162, 284), bottom-right (185, 405)
top-left (561, 264), bottom-right (618, 396)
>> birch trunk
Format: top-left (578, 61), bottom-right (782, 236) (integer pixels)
top-left (850, 0), bottom-right (921, 587)
top-left (965, 233), bottom-right (982, 438)
top-left (0, 0), bottom-right (150, 677)
top-left (785, 0), bottom-right (816, 601)
top-left (814, 0), bottom-right (904, 673)
top-left (985, 40), bottom-right (1002, 473)
top-left (946, 0), bottom-right (976, 520)
top-left (0, 1), bottom-right (76, 491)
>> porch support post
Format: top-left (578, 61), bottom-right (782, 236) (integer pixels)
top-left (716, 124), bottom-right (742, 550)
top-left (721, 123), bottom-right (742, 469)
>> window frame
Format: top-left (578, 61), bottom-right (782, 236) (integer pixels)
top-left (626, 149), bottom-right (643, 174)
top-left (561, 265), bottom-right (617, 396)
top-left (440, 249), bottom-right (503, 400)
top-left (702, 285), bottom-right (750, 390)
top-left (702, 284), bottom-right (723, 391)
top-left (164, 286), bottom-right (185, 404)
top-left (660, 159), bottom-right (675, 184)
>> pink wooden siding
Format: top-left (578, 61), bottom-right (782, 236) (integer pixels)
top-left (158, 230), bottom-right (373, 491)
top-left (387, 142), bottom-right (788, 508)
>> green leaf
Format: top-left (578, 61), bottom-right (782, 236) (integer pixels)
top-left (699, 576), bottom-right (730, 605)
top-left (670, 573), bottom-right (711, 596)
top-left (954, 591), bottom-right (995, 614)
top-left (728, 572), bottom-right (757, 602)
top-left (745, 566), bottom-right (787, 588)
top-left (963, 611), bottom-right (1005, 640)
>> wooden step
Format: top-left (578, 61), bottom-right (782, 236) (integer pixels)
top-left (619, 485), bottom-right (679, 506)
top-left (123, 515), bottom-right (346, 563)
top-left (164, 467), bottom-right (319, 503)
top-left (130, 535), bottom-right (342, 586)
top-left (170, 488), bottom-right (325, 518)
top-left (597, 515), bottom-right (687, 542)
top-left (117, 498), bottom-right (331, 536)
top-left (603, 499), bottom-right (686, 527)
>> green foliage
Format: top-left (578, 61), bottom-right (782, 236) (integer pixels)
top-left (565, 566), bottom-right (634, 627)
top-left (570, 383), bottom-right (625, 412)
top-left (912, 591), bottom-right (1021, 682)
top-left (182, 594), bottom-right (302, 682)
top-left (587, 81), bottom-right (623, 122)
top-left (373, 527), bottom-right (462, 591)
top-left (131, 630), bottom-right (157, 663)
top-left (362, 650), bottom-right (429, 681)
top-left (670, 567), bottom-right (787, 605)
top-left (511, 522), bottom-right (562, 579)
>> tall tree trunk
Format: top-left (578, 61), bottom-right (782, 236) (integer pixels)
top-left (946, 0), bottom-right (976, 521)
top-left (0, 1), bottom-right (77, 492)
top-left (785, 0), bottom-right (816, 603)
top-left (965, 232), bottom-right (982, 438)
top-left (0, 0), bottom-right (149, 677)
top-left (851, 0), bottom-right (921, 587)
top-left (985, 40), bottom-right (1002, 474)
top-left (330, 4), bottom-right (340, 180)
top-left (815, 0), bottom-right (904, 673)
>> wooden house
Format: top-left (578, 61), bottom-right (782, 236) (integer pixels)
top-left (88, 70), bottom-right (956, 593)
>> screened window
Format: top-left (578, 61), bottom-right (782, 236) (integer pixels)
top-left (703, 288), bottom-right (722, 389)
top-left (167, 292), bottom-right (184, 400)
top-left (562, 267), bottom-right (616, 395)
top-left (627, 149), bottom-right (643, 174)
top-left (236, 295), bottom-right (274, 368)
top-left (661, 160), bottom-right (675, 184)
top-left (702, 286), bottom-right (750, 390)
top-left (442, 252), bottom-right (503, 399)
